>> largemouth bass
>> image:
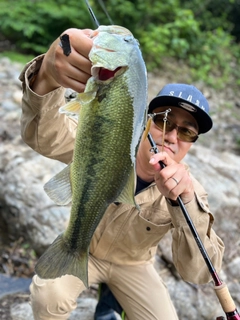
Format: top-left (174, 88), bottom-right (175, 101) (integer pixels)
top-left (35, 25), bottom-right (148, 288)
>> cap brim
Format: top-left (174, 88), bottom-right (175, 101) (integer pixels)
top-left (148, 95), bottom-right (213, 134)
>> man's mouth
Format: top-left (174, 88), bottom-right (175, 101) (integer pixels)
top-left (158, 144), bottom-right (174, 154)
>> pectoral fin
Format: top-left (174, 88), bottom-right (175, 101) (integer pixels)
top-left (59, 100), bottom-right (81, 116)
top-left (59, 89), bottom-right (97, 117)
top-left (44, 164), bottom-right (72, 205)
top-left (78, 90), bottom-right (97, 105)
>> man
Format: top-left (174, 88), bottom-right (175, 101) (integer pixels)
top-left (19, 28), bottom-right (224, 320)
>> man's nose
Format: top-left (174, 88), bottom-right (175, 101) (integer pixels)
top-left (164, 127), bottom-right (178, 143)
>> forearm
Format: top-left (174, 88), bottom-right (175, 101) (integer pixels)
top-left (19, 56), bottom-right (77, 164)
top-left (31, 49), bottom-right (62, 95)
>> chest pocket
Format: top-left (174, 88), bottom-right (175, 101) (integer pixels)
top-left (120, 207), bottom-right (172, 251)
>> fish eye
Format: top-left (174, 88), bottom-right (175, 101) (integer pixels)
top-left (123, 35), bottom-right (133, 42)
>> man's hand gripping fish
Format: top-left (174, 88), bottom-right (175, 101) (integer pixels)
top-left (35, 25), bottom-right (148, 288)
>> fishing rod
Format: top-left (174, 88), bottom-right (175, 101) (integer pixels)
top-left (85, 0), bottom-right (100, 27)
top-left (85, 0), bottom-right (113, 27)
top-left (147, 132), bottom-right (240, 320)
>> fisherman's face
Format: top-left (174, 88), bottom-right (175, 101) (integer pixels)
top-left (139, 106), bottom-right (199, 163)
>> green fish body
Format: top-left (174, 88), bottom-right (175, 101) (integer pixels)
top-left (35, 25), bottom-right (148, 288)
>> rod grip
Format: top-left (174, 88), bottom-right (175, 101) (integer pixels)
top-left (214, 283), bottom-right (236, 313)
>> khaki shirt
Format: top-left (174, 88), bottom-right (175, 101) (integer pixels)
top-left (19, 56), bottom-right (225, 285)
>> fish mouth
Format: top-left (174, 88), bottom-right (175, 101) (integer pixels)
top-left (98, 66), bottom-right (122, 81)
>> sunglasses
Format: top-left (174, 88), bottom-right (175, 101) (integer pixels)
top-left (149, 113), bottom-right (198, 143)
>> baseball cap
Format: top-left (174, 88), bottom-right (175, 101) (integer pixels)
top-left (148, 83), bottom-right (213, 134)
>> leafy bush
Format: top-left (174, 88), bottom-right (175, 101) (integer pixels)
top-left (0, 0), bottom-right (93, 53)
top-left (0, 0), bottom-right (240, 88)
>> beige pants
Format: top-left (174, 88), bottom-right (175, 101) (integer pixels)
top-left (30, 255), bottom-right (179, 320)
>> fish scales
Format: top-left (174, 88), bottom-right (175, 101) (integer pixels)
top-left (35, 25), bottom-right (148, 288)
top-left (68, 75), bottom-right (134, 248)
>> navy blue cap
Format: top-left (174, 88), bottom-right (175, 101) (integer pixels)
top-left (148, 83), bottom-right (213, 134)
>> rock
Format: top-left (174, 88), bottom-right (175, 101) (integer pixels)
top-left (69, 298), bottom-right (98, 320)
top-left (12, 91), bottom-right (23, 105)
top-left (185, 145), bottom-right (240, 210)
top-left (1, 99), bottom-right (19, 111)
top-left (10, 298), bottom-right (98, 320)
top-left (11, 302), bottom-right (33, 320)
top-left (0, 274), bottom-right (31, 299)
top-left (0, 141), bottom-right (69, 254)
top-left (9, 297), bottom-right (123, 320)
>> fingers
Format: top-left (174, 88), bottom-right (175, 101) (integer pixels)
top-left (53, 28), bottom-right (94, 91)
top-left (54, 45), bottom-right (92, 92)
top-left (149, 152), bottom-right (194, 203)
top-left (149, 151), bottom-right (174, 171)
top-left (62, 28), bottom-right (94, 60)
top-left (31, 28), bottom-right (96, 95)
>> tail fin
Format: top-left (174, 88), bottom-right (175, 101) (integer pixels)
top-left (35, 234), bottom-right (89, 288)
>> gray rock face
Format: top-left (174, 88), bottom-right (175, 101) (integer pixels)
top-left (0, 142), bottom-right (69, 254)
top-left (1, 57), bottom-right (240, 319)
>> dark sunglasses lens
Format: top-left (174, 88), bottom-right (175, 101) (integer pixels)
top-left (177, 128), bottom-right (198, 142)
top-left (152, 114), bottom-right (198, 142)
top-left (152, 115), bottom-right (165, 130)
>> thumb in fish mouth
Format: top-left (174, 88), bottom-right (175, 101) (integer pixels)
top-left (88, 29), bottom-right (99, 39)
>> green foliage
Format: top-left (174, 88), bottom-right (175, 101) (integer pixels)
top-left (0, 0), bottom-right (93, 53)
top-left (0, 0), bottom-right (240, 89)
top-left (180, 0), bottom-right (240, 40)
top-left (188, 29), bottom-right (237, 87)
top-left (140, 8), bottom-right (201, 67)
